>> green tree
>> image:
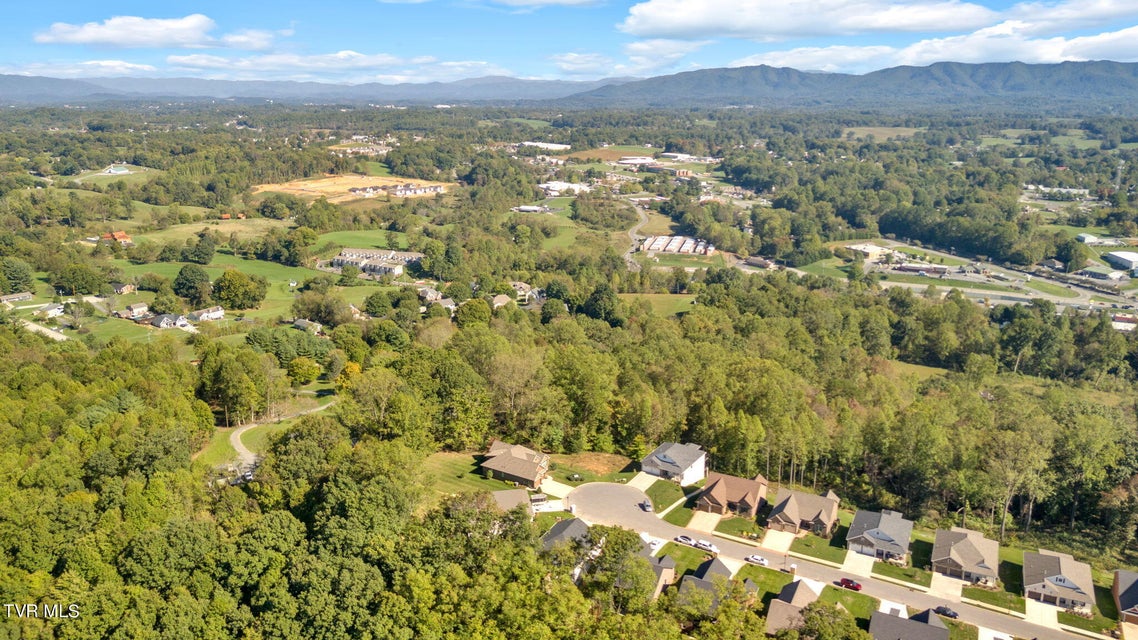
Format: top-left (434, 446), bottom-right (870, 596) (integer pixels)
top-left (213, 269), bottom-right (269, 310)
top-left (1, 257), bottom-right (34, 294)
top-left (455, 298), bottom-right (491, 328)
top-left (172, 263), bottom-right (211, 306)
top-left (287, 356), bottom-right (322, 386)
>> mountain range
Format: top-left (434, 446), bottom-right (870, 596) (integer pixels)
top-left (3, 61), bottom-right (1138, 111)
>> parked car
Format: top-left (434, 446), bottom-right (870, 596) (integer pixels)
top-left (839, 578), bottom-right (862, 591)
top-left (933, 605), bottom-right (958, 619)
top-left (695, 540), bottom-right (720, 554)
top-left (675, 535), bottom-right (695, 546)
top-left (744, 555), bottom-right (769, 566)
top-left (641, 499), bottom-right (653, 512)
top-left (647, 539), bottom-right (662, 552)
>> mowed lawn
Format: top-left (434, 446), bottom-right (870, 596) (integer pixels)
top-left (422, 452), bottom-right (520, 499)
top-left (819, 585), bottom-right (879, 630)
top-left (318, 229), bottom-right (408, 250)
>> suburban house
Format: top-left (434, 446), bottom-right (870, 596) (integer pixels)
top-left (479, 440), bottom-right (550, 489)
top-left (867, 609), bottom-right (949, 640)
top-left (695, 471), bottom-right (768, 518)
top-left (0, 291), bottom-right (33, 304)
top-left (766, 488), bottom-right (841, 536)
top-left (151, 314), bottom-right (189, 329)
top-left (542, 517), bottom-right (591, 553)
top-left (110, 282), bottom-right (136, 295)
top-left (294, 318), bottom-right (323, 334)
top-left (645, 555), bottom-right (677, 600)
top-left (1114, 570), bottom-right (1138, 624)
top-left (847, 510), bottom-right (913, 561)
top-left (678, 557), bottom-right (757, 614)
top-left (930, 527), bottom-right (999, 583)
top-left (188, 306), bottom-right (225, 322)
top-left (1023, 549), bottom-right (1095, 612)
top-left (764, 579), bottom-right (823, 636)
top-left (641, 442), bottom-right (706, 485)
top-left (121, 302), bottom-right (149, 319)
top-left (491, 489), bottom-right (534, 518)
top-left (491, 294), bottom-right (514, 310)
top-left (510, 281), bottom-right (537, 304)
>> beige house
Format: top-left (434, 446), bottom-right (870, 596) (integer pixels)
top-left (930, 527), bottom-right (999, 583)
top-left (766, 488), bottom-right (840, 536)
top-left (1023, 549), bottom-right (1094, 612)
top-left (696, 472), bottom-right (768, 518)
top-left (480, 440), bottom-right (550, 489)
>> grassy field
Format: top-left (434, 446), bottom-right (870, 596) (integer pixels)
top-left (715, 516), bottom-right (763, 539)
top-left (240, 420), bottom-right (295, 455)
top-left (640, 252), bottom-right (726, 270)
top-left (548, 452), bottom-right (635, 485)
top-left (842, 126), bottom-right (923, 140)
top-left (878, 273), bottom-right (1017, 292)
top-left (663, 503), bottom-right (696, 527)
top-left (134, 218), bottom-right (291, 244)
top-left (640, 212), bottom-right (679, 235)
top-left (818, 585), bottom-right (878, 630)
top-left (422, 452), bottom-right (519, 499)
top-left (790, 527), bottom-right (849, 565)
top-left (506, 118), bottom-right (551, 129)
top-left (888, 360), bottom-right (949, 381)
top-left (962, 585), bottom-right (1026, 612)
top-left (361, 161), bottom-right (392, 176)
top-left (737, 564), bottom-right (794, 612)
top-left (535, 511), bottom-right (573, 535)
top-left (658, 542), bottom-right (715, 578)
top-left (253, 174), bottom-right (451, 204)
top-left (645, 480), bottom-right (685, 510)
top-left (619, 294), bottom-right (696, 316)
top-left (799, 258), bottom-right (849, 279)
top-left (1025, 278), bottom-right (1080, 298)
top-left (872, 560), bottom-right (933, 587)
top-left (317, 229), bottom-right (408, 250)
top-left (70, 164), bottom-right (161, 186)
top-left (194, 428), bottom-right (237, 468)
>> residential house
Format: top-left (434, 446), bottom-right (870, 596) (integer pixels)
top-left (678, 557), bottom-right (757, 615)
top-left (696, 471), bottom-right (768, 518)
top-left (151, 314), bottom-right (189, 329)
top-left (1114, 570), bottom-right (1138, 624)
top-left (1038, 258), bottom-right (1065, 271)
top-left (0, 291), bottom-right (33, 304)
top-left (418, 287), bottom-right (443, 303)
top-left (479, 440), bottom-right (550, 489)
top-left (491, 489), bottom-right (534, 517)
top-left (930, 527), bottom-right (999, 583)
top-left (294, 318), bottom-right (323, 334)
top-left (188, 306), bottom-right (225, 322)
top-left (765, 579), bottom-right (823, 636)
top-left (100, 231), bottom-right (134, 247)
top-left (766, 488), bottom-right (841, 536)
top-left (1023, 549), bottom-right (1095, 612)
top-left (867, 609), bottom-right (949, 640)
top-left (541, 517), bottom-right (591, 552)
top-left (110, 282), bottom-right (136, 295)
top-left (645, 555), bottom-right (677, 600)
top-left (847, 510), bottom-right (913, 561)
top-left (510, 281), bottom-right (537, 304)
top-left (39, 304), bottom-right (65, 319)
top-left (122, 302), bottom-right (149, 319)
top-left (491, 294), bottom-right (514, 310)
top-left (640, 442), bottom-right (707, 486)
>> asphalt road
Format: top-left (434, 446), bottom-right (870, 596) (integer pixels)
top-left (565, 482), bottom-right (1079, 640)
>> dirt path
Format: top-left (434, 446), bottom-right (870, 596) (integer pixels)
top-left (622, 205), bottom-right (650, 271)
top-left (228, 400), bottom-right (337, 470)
top-left (20, 320), bottom-right (68, 341)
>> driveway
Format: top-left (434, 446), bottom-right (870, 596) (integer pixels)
top-left (567, 482), bottom-right (1080, 640)
top-left (626, 472), bottom-right (657, 492)
top-left (928, 572), bottom-right (965, 601)
top-left (1024, 598), bottom-right (1060, 629)
top-left (761, 530), bottom-right (797, 553)
top-left (539, 477), bottom-right (575, 498)
top-left (687, 510), bottom-right (722, 533)
top-left (841, 551), bottom-right (876, 578)
top-left (1122, 621), bottom-right (1138, 640)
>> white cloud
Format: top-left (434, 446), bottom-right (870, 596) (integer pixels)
top-left (35, 14), bottom-right (289, 50)
top-left (731, 45), bottom-right (897, 72)
top-left (1006, 0), bottom-right (1138, 36)
top-left (0, 60), bottom-right (157, 77)
top-left (35, 14), bottom-right (217, 48)
top-left (621, 0), bottom-right (997, 40)
top-left (729, 23), bottom-right (1138, 74)
top-left (169, 51), bottom-right (404, 71)
top-left (551, 52), bottom-right (614, 75)
top-left (551, 39), bottom-right (708, 78)
top-left (166, 51), bottom-right (512, 83)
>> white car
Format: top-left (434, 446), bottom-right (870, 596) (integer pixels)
top-left (744, 555), bottom-right (768, 566)
top-left (675, 535), bottom-right (695, 546)
top-left (647, 539), bottom-right (662, 552)
top-left (695, 539), bottom-right (719, 554)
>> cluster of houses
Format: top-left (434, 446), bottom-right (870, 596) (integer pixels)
top-left (640, 235), bottom-right (716, 256)
top-left (110, 299), bottom-right (225, 330)
top-left (346, 183), bottom-right (444, 199)
top-left (331, 248), bottom-right (426, 278)
top-left (85, 231), bottom-right (134, 247)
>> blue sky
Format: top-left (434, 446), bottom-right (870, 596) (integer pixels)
top-left (2, 0), bottom-right (1138, 83)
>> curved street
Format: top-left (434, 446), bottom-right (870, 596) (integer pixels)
top-left (565, 482), bottom-right (1080, 640)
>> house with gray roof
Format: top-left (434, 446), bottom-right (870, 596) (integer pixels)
top-left (541, 517), bottom-right (591, 552)
top-left (766, 488), bottom-right (841, 536)
top-left (765, 579), bottom-right (823, 636)
top-left (480, 440), bottom-right (550, 489)
top-left (1114, 570), bottom-right (1138, 624)
top-left (641, 442), bottom-right (706, 486)
top-left (868, 609), bottom-right (949, 640)
top-left (847, 509), bottom-right (913, 561)
top-left (491, 489), bottom-right (533, 517)
top-left (1023, 549), bottom-right (1095, 612)
top-left (930, 527), bottom-right (999, 584)
top-left (678, 557), bottom-right (756, 615)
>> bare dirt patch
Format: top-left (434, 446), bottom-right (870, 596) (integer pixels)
top-left (550, 452), bottom-right (631, 476)
top-left (252, 174), bottom-right (452, 204)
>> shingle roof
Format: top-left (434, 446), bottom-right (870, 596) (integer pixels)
top-left (1023, 549), bottom-right (1094, 602)
top-left (481, 440), bottom-right (550, 485)
top-left (868, 610), bottom-right (949, 640)
top-left (695, 557), bottom-right (732, 580)
top-left (767, 488), bottom-right (841, 529)
top-left (699, 472), bottom-right (767, 510)
top-left (930, 527), bottom-right (999, 578)
top-left (1117, 570), bottom-right (1138, 614)
top-left (847, 509), bottom-right (913, 556)
top-left (642, 442), bottom-right (705, 474)
top-left (765, 580), bottom-right (823, 634)
top-left (542, 517), bottom-right (590, 551)
top-left (491, 489), bottom-right (531, 513)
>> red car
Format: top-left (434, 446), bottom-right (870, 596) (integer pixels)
top-left (839, 578), bottom-right (862, 591)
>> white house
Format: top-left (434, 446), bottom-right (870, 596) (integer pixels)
top-left (188, 306), bottom-right (225, 322)
top-left (641, 442), bottom-right (706, 486)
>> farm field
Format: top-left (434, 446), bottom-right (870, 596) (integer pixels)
top-left (69, 164), bottom-right (161, 186)
top-left (317, 229), bottom-right (409, 251)
top-left (134, 217), bottom-right (292, 244)
top-left (253, 174), bottom-right (452, 204)
top-left (639, 212), bottom-right (679, 236)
